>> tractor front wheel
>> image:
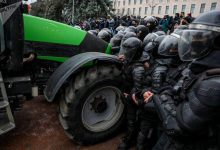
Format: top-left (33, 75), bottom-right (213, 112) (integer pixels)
top-left (59, 64), bottom-right (124, 145)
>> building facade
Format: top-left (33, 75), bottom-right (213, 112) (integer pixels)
top-left (113, 0), bottom-right (219, 18)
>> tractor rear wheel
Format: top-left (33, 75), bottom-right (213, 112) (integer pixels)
top-left (59, 64), bottom-right (125, 145)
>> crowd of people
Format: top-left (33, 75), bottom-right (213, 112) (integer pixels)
top-left (74, 12), bottom-right (194, 35)
top-left (86, 10), bottom-right (220, 150)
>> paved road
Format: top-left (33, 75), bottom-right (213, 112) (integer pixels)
top-left (0, 96), bottom-right (124, 150)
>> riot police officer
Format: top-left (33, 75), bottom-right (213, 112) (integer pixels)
top-left (136, 25), bottom-right (149, 41)
top-left (110, 33), bottom-right (124, 47)
top-left (143, 16), bottom-right (158, 33)
top-left (88, 30), bottom-right (98, 36)
top-left (137, 26), bottom-right (188, 150)
top-left (110, 33), bottom-right (124, 54)
top-left (120, 32), bottom-right (137, 48)
top-left (124, 26), bottom-right (137, 34)
top-left (151, 10), bottom-right (220, 150)
top-left (117, 37), bottom-right (146, 150)
top-left (140, 31), bottom-right (166, 67)
top-left (97, 30), bottom-right (111, 42)
top-left (142, 31), bottom-right (165, 49)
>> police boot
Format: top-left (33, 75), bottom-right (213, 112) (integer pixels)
top-left (117, 121), bottom-right (136, 150)
top-left (136, 132), bottom-right (147, 150)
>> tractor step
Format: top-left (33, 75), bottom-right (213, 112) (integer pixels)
top-left (0, 122), bottom-right (15, 135)
top-left (0, 101), bottom-right (9, 109)
top-left (0, 72), bottom-right (15, 135)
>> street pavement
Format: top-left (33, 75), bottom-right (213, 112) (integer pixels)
top-left (0, 96), bottom-right (125, 150)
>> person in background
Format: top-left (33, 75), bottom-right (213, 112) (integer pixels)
top-left (174, 13), bottom-right (180, 22)
top-left (109, 17), bottom-right (115, 35)
top-left (159, 15), bottom-right (169, 34)
top-left (180, 12), bottom-right (185, 19)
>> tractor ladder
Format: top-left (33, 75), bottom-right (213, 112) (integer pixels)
top-left (0, 72), bottom-right (15, 135)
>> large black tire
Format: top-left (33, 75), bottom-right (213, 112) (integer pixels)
top-left (59, 64), bottom-right (125, 145)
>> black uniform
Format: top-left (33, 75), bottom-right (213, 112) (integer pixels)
top-left (137, 27), bottom-right (188, 150)
top-left (152, 10), bottom-right (220, 150)
top-left (117, 37), bottom-right (148, 150)
top-left (138, 58), bottom-right (186, 150)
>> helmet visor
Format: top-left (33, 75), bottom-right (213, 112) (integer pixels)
top-left (178, 30), bottom-right (213, 61)
top-left (158, 35), bottom-right (179, 56)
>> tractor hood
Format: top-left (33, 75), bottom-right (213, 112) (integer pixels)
top-left (23, 15), bottom-right (111, 62)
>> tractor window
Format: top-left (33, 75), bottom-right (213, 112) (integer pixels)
top-left (0, 17), bottom-right (5, 53)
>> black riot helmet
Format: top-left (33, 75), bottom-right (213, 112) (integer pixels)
top-left (158, 26), bottom-right (188, 57)
top-left (118, 30), bottom-right (126, 35)
top-left (102, 28), bottom-right (113, 38)
top-left (88, 30), bottom-right (98, 36)
top-left (116, 26), bottom-right (126, 33)
top-left (143, 16), bottom-right (158, 32)
top-left (147, 35), bottom-right (166, 57)
top-left (143, 31), bottom-right (165, 47)
top-left (143, 35), bottom-right (166, 55)
top-left (178, 10), bottom-right (220, 61)
top-left (119, 37), bottom-right (142, 64)
top-left (141, 35), bottom-right (166, 62)
top-left (110, 33), bottom-right (124, 47)
top-left (97, 30), bottom-right (111, 43)
top-left (124, 26), bottom-right (137, 33)
top-left (136, 25), bottom-right (149, 41)
top-left (120, 32), bottom-right (137, 46)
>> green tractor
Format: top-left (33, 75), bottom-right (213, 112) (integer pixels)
top-left (0, 0), bottom-right (124, 145)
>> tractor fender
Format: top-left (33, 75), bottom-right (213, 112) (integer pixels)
top-left (44, 52), bottom-right (122, 102)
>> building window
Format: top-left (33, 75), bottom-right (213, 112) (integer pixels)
top-left (140, 0), bottom-right (143, 4)
top-left (128, 8), bottom-right (130, 14)
top-left (158, 6), bottom-right (162, 14)
top-left (123, 0), bottom-right (125, 6)
top-left (173, 5), bottom-right (177, 14)
top-left (190, 4), bottom-right (195, 14)
top-left (175, 0), bottom-right (178, 1)
top-left (134, 0), bottom-right (137, 5)
top-left (118, 9), bottom-right (120, 14)
top-left (138, 7), bottom-right (141, 15)
top-left (210, 2), bottom-right (217, 10)
top-left (165, 6), bottom-right (169, 14)
top-left (146, 0), bottom-right (149, 3)
top-left (200, 3), bottom-right (205, 13)
top-left (183, 0), bottom-right (186, 2)
top-left (145, 7), bottom-right (148, 14)
top-left (133, 8), bottom-right (136, 15)
top-left (159, 0), bottom-right (163, 2)
top-left (129, 0), bottom-right (131, 5)
top-left (118, 1), bottom-right (120, 7)
top-left (167, 0), bottom-right (170, 3)
top-left (151, 7), bottom-right (155, 15)
top-left (181, 5), bottom-right (186, 12)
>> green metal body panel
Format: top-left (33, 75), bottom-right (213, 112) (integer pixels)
top-left (106, 44), bottom-right (112, 54)
top-left (37, 56), bottom-right (69, 63)
top-left (23, 14), bottom-right (112, 63)
top-left (23, 14), bottom-right (86, 45)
